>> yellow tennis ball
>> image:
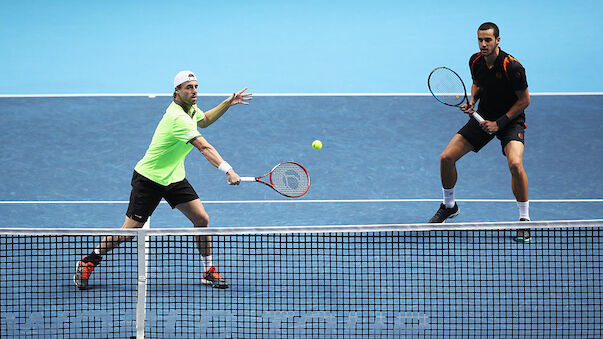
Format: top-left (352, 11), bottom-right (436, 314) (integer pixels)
top-left (456, 95), bottom-right (459, 99)
top-left (312, 140), bottom-right (323, 150)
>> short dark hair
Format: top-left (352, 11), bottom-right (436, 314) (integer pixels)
top-left (478, 22), bottom-right (499, 38)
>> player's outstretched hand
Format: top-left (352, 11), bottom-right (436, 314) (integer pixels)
top-left (230, 88), bottom-right (253, 106)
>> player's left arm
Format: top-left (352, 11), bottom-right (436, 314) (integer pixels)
top-left (482, 59), bottom-right (530, 133)
top-left (198, 88), bottom-right (252, 128)
top-left (482, 88), bottom-right (530, 133)
top-left (506, 88), bottom-right (530, 121)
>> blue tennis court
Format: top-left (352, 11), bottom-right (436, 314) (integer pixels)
top-left (1, 94), bottom-right (602, 337)
top-left (1, 94), bottom-right (602, 226)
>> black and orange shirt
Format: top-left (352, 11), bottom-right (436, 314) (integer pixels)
top-left (469, 49), bottom-right (528, 121)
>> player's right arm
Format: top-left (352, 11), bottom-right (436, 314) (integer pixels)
top-left (461, 83), bottom-right (480, 114)
top-left (461, 53), bottom-right (482, 114)
top-left (189, 136), bottom-right (241, 185)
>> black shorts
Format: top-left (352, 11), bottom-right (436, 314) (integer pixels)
top-left (125, 171), bottom-right (199, 222)
top-left (458, 118), bottom-right (526, 155)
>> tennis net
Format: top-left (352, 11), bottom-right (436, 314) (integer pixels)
top-left (1, 220), bottom-right (602, 338)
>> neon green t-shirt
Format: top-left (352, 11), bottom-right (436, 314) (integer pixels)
top-left (134, 101), bottom-right (205, 186)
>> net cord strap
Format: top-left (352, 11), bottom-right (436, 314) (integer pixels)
top-left (136, 219), bottom-right (150, 339)
top-left (136, 233), bottom-right (146, 339)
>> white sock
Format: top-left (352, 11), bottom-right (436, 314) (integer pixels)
top-left (443, 188), bottom-right (455, 208)
top-left (517, 201), bottom-right (530, 220)
top-left (202, 255), bottom-right (213, 272)
top-left (93, 248), bottom-right (102, 255)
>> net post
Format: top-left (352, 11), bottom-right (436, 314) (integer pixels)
top-left (136, 218), bottom-right (150, 339)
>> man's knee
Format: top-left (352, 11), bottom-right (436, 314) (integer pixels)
top-left (440, 151), bottom-right (456, 165)
top-left (193, 212), bottom-right (210, 227)
top-left (441, 135), bottom-right (472, 165)
top-left (508, 160), bottom-right (525, 176)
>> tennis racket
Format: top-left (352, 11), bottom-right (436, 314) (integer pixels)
top-left (428, 66), bottom-right (489, 128)
top-left (240, 161), bottom-right (310, 198)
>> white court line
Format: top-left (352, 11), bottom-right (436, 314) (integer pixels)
top-left (0, 199), bottom-right (601, 204)
top-left (0, 92), bottom-right (601, 98)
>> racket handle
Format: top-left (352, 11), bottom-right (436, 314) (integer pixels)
top-left (472, 112), bottom-right (494, 135)
top-left (471, 112), bottom-right (485, 123)
top-left (240, 177), bottom-right (256, 182)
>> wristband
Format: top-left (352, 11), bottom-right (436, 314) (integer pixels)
top-left (496, 115), bottom-right (511, 129)
top-left (218, 161), bottom-right (232, 174)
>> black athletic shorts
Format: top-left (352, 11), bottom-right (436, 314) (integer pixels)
top-left (458, 118), bottom-right (526, 155)
top-left (125, 171), bottom-right (199, 222)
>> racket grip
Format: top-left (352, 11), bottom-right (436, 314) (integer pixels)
top-left (472, 112), bottom-right (494, 135)
top-left (240, 177), bottom-right (256, 182)
top-left (471, 112), bottom-right (485, 123)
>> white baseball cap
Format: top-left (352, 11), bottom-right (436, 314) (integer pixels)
top-left (174, 70), bottom-right (197, 88)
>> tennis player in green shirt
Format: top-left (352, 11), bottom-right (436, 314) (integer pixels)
top-left (74, 70), bottom-right (252, 290)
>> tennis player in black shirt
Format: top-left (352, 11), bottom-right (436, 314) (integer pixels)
top-left (429, 22), bottom-right (532, 243)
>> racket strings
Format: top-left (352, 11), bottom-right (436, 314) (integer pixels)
top-left (270, 162), bottom-right (310, 197)
top-left (429, 68), bottom-right (466, 106)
